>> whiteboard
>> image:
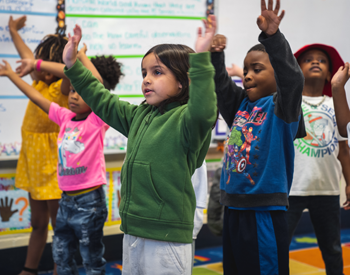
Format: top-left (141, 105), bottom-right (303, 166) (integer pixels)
top-left (0, 0), bottom-right (210, 158)
top-left (0, 1), bottom-right (58, 159)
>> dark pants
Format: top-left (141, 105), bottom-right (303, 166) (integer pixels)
top-left (287, 196), bottom-right (343, 275)
top-left (223, 207), bottom-right (289, 275)
top-left (52, 187), bottom-right (108, 275)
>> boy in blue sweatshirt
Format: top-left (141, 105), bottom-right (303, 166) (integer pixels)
top-left (210, 0), bottom-right (305, 274)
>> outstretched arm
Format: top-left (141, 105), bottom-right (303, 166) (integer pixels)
top-left (63, 25), bottom-right (137, 136)
top-left (77, 43), bottom-right (103, 83)
top-left (8, 16), bottom-right (37, 81)
top-left (210, 33), bottom-right (246, 126)
top-left (16, 59), bottom-right (70, 95)
top-left (0, 60), bottom-right (51, 113)
top-left (332, 63), bottom-right (350, 137)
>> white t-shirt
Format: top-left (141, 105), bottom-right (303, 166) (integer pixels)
top-left (290, 96), bottom-right (346, 196)
top-left (192, 161), bottom-right (207, 239)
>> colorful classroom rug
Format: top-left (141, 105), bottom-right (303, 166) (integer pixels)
top-left (40, 229), bottom-right (350, 275)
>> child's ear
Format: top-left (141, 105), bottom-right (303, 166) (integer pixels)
top-left (326, 71), bottom-right (332, 83)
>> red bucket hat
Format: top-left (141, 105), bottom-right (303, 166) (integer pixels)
top-left (294, 44), bottom-right (344, 97)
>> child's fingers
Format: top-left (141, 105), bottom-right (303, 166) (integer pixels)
top-left (261, 0), bottom-right (267, 12)
top-left (268, 0), bottom-right (273, 10)
top-left (274, 0), bottom-right (280, 13)
top-left (278, 10), bottom-right (285, 21)
top-left (197, 27), bottom-right (202, 38)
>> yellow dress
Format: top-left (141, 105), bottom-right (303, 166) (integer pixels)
top-left (15, 79), bottom-right (68, 200)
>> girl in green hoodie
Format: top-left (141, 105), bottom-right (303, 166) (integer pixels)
top-left (62, 16), bottom-right (218, 275)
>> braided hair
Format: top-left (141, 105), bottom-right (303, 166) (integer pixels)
top-left (34, 34), bottom-right (68, 64)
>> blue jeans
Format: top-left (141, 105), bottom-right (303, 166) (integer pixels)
top-left (52, 187), bottom-right (108, 275)
top-left (287, 196), bottom-right (343, 275)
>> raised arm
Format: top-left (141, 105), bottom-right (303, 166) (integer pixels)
top-left (62, 25), bottom-right (137, 136)
top-left (332, 63), bottom-right (350, 137)
top-left (210, 35), bottom-right (246, 126)
top-left (0, 61), bottom-right (51, 113)
top-left (8, 16), bottom-right (37, 81)
top-left (183, 15), bottom-right (217, 154)
top-left (77, 43), bottom-right (103, 83)
top-left (258, 0), bottom-right (304, 123)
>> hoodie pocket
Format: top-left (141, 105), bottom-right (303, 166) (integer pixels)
top-left (128, 161), bottom-right (164, 219)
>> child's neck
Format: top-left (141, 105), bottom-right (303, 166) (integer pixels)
top-left (302, 79), bottom-right (325, 97)
top-left (74, 111), bottom-right (91, 120)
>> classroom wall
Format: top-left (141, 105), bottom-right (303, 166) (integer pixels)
top-left (216, 0), bottom-right (350, 100)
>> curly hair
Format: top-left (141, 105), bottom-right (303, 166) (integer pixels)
top-left (34, 34), bottom-right (68, 64)
top-left (90, 56), bottom-right (123, 91)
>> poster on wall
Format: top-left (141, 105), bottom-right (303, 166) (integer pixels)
top-left (0, 174), bottom-right (31, 234)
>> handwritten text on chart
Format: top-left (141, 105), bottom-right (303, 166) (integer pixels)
top-left (66, 18), bottom-right (201, 56)
top-left (0, 0), bottom-right (57, 14)
top-left (66, 0), bottom-right (206, 17)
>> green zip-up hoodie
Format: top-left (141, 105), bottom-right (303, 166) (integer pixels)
top-left (64, 52), bottom-right (217, 243)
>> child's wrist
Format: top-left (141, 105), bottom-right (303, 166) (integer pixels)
top-left (65, 58), bottom-right (77, 69)
top-left (34, 59), bottom-right (43, 71)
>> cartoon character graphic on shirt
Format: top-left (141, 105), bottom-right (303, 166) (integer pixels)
top-left (58, 127), bottom-right (87, 176)
top-left (239, 126), bottom-right (257, 164)
top-left (304, 114), bottom-right (331, 147)
top-left (225, 127), bottom-right (255, 185)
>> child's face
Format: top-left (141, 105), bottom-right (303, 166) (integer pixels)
top-left (243, 51), bottom-right (276, 102)
top-left (68, 87), bottom-right (91, 118)
top-left (298, 49), bottom-right (331, 83)
top-left (141, 53), bottom-right (182, 107)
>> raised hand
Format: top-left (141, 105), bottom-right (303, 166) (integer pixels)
top-left (331, 63), bottom-right (350, 90)
top-left (63, 24), bottom-right (82, 68)
top-left (15, 59), bottom-right (35, 77)
top-left (210, 34), bottom-right (226, 53)
top-left (226, 63), bottom-right (244, 79)
top-left (257, 0), bottom-right (285, 36)
top-left (0, 197), bottom-right (18, 222)
top-left (0, 60), bottom-right (14, 77)
top-left (77, 43), bottom-right (88, 60)
top-left (195, 14), bottom-right (217, 53)
top-left (8, 15), bottom-right (26, 33)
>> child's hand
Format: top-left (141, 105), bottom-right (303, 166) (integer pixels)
top-left (226, 63), bottom-right (244, 79)
top-left (344, 185), bottom-right (350, 210)
top-left (331, 63), bottom-right (350, 91)
top-left (77, 43), bottom-right (88, 60)
top-left (195, 14), bottom-right (217, 53)
top-left (8, 15), bottom-right (26, 33)
top-left (0, 60), bottom-right (14, 77)
top-left (15, 59), bottom-right (34, 77)
top-left (210, 34), bottom-right (226, 53)
top-left (257, 0), bottom-right (285, 36)
top-left (63, 24), bottom-right (82, 68)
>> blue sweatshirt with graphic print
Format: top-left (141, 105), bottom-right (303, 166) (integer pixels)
top-left (211, 30), bottom-right (305, 210)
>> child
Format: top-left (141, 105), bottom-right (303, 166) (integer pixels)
top-left (210, 0), bottom-right (305, 274)
top-left (0, 29), bottom-right (113, 275)
top-left (191, 161), bottom-right (208, 272)
top-left (332, 63), bottom-right (350, 210)
top-left (61, 16), bottom-right (217, 274)
top-left (288, 44), bottom-right (350, 275)
top-left (8, 15), bottom-right (69, 275)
